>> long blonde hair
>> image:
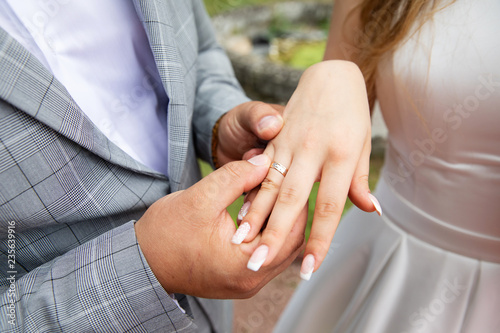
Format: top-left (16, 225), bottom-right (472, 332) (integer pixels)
top-left (352, 0), bottom-right (453, 107)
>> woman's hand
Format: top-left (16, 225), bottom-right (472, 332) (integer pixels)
top-left (231, 60), bottom-right (381, 280)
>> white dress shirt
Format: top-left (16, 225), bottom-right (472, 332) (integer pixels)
top-left (0, 0), bottom-right (170, 176)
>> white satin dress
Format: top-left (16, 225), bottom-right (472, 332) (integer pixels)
top-left (275, 1), bottom-right (500, 332)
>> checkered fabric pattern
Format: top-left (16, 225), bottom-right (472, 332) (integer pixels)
top-left (0, 0), bottom-right (248, 331)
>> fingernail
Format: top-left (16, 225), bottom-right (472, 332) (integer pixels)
top-left (248, 154), bottom-right (269, 166)
top-left (258, 115), bottom-right (282, 132)
top-left (300, 254), bottom-right (315, 281)
top-left (232, 222), bottom-right (251, 245)
top-left (237, 201), bottom-right (251, 221)
top-left (368, 193), bottom-right (383, 216)
top-left (247, 245), bottom-right (269, 271)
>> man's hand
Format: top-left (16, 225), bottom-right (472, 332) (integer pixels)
top-left (134, 155), bottom-right (306, 299)
top-left (216, 101), bottom-right (285, 166)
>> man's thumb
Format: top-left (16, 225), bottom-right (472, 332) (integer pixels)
top-left (192, 154), bottom-right (270, 212)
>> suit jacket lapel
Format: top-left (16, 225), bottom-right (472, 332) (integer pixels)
top-left (133, 0), bottom-right (190, 192)
top-left (0, 28), bottom-right (166, 180)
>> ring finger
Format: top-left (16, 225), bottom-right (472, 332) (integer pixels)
top-left (237, 144), bottom-right (292, 243)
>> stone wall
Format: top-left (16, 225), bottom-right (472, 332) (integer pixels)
top-left (212, 3), bottom-right (332, 103)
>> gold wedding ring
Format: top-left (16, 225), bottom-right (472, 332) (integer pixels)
top-left (270, 161), bottom-right (288, 177)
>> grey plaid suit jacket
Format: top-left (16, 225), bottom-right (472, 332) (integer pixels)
top-left (0, 1), bottom-right (249, 332)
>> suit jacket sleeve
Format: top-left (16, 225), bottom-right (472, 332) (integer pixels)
top-left (0, 221), bottom-right (196, 332)
top-left (191, 0), bottom-right (251, 165)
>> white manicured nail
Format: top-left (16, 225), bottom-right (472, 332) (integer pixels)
top-left (368, 193), bottom-right (383, 216)
top-left (247, 245), bottom-right (268, 271)
top-left (237, 201), bottom-right (251, 221)
top-left (300, 254), bottom-right (315, 281)
top-left (258, 115), bottom-right (282, 132)
top-left (231, 222), bottom-right (251, 245)
top-left (248, 154), bottom-right (269, 166)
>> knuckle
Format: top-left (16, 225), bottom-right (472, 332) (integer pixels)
top-left (240, 288), bottom-right (259, 299)
top-left (328, 144), bottom-right (351, 160)
top-left (353, 174), bottom-right (370, 192)
top-left (307, 235), bottom-right (331, 257)
top-left (357, 174), bottom-right (369, 184)
top-left (315, 200), bottom-right (342, 219)
top-left (301, 134), bottom-right (319, 151)
top-left (221, 162), bottom-right (243, 183)
top-left (263, 227), bottom-right (283, 246)
top-left (249, 101), bottom-right (269, 114)
top-left (260, 177), bottom-right (280, 192)
top-left (277, 187), bottom-right (300, 206)
top-left (228, 276), bottom-right (259, 295)
top-left (243, 211), bottom-right (265, 228)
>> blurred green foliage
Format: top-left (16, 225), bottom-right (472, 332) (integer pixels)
top-left (273, 40), bottom-right (326, 69)
top-left (288, 41), bottom-right (326, 68)
top-left (204, 0), bottom-right (275, 15)
top-left (205, 0), bottom-right (277, 15)
top-left (203, 0), bottom-right (330, 15)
